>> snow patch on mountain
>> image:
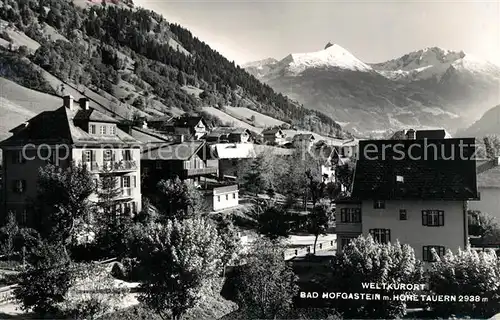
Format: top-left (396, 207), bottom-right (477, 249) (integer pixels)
top-left (275, 44), bottom-right (373, 75)
top-left (242, 58), bottom-right (278, 69)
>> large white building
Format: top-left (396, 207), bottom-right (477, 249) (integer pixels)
top-left (336, 137), bottom-right (478, 262)
top-left (0, 95), bottom-right (142, 225)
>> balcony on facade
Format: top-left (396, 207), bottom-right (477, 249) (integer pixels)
top-left (183, 167), bottom-right (218, 177)
top-left (82, 160), bottom-right (138, 173)
top-left (335, 222), bottom-right (362, 234)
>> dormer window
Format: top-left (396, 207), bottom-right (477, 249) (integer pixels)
top-left (100, 125), bottom-right (107, 135)
top-left (110, 126), bottom-right (116, 135)
top-left (90, 124), bottom-right (96, 134)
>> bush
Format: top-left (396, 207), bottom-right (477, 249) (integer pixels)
top-left (427, 247), bottom-right (500, 318)
top-left (326, 235), bottom-right (423, 319)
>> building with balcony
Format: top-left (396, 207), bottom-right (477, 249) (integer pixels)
top-left (140, 140), bottom-right (218, 195)
top-left (335, 138), bottom-right (478, 262)
top-left (262, 127), bottom-right (286, 145)
top-left (0, 95), bottom-right (142, 225)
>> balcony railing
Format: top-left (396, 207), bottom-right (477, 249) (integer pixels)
top-left (183, 167), bottom-right (218, 177)
top-left (335, 222), bottom-right (362, 234)
top-left (83, 160), bottom-right (137, 173)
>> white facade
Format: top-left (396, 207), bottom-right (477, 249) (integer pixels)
top-left (336, 199), bottom-right (468, 261)
top-left (212, 185), bottom-right (239, 211)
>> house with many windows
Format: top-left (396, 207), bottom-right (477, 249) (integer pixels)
top-left (0, 95), bottom-right (143, 225)
top-left (262, 127), bottom-right (286, 145)
top-left (335, 138), bottom-right (479, 262)
top-left (204, 127), bottom-right (252, 144)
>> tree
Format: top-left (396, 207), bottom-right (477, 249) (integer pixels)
top-left (14, 242), bottom-right (74, 318)
top-left (427, 248), bottom-right (500, 318)
top-left (0, 211), bottom-right (41, 260)
top-left (31, 163), bottom-right (94, 249)
top-left (234, 237), bottom-right (298, 319)
top-left (155, 178), bottom-right (205, 220)
top-left (138, 218), bottom-right (223, 320)
top-left (256, 202), bottom-right (293, 240)
top-left (216, 216), bottom-right (242, 277)
top-left (96, 166), bottom-right (121, 220)
top-left (335, 161), bottom-right (355, 194)
top-left (468, 210), bottom-right (500, 247)
top-left (242, 155), bottom-right (266, 196)
top-left (307, 201), bottom-right (331, 254)
top-left (327, 235), bottom-right (423, 319)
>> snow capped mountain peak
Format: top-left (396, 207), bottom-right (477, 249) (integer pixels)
top-left (242, 58), bottom-right (278, 69)
top-left (280, 43), bottom-right (373, 75)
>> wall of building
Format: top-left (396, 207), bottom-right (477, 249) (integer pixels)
top-left (468, 188), bottom-right (500, 219)
top-left (212, 186), bottom-right (239, 211)
top-left (336, 200), bottom-right (467, 261)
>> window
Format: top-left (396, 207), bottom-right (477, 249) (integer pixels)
top-left (374, 200), bottom-right (385, 209)
top-left (21, 210), bottom-right (27, 224)
top-left (226, 194), bottom-right (229, 201)
top-left (369, 229), bottom-right (391, 244)
top-left (217, 196), bottom-right (221, 202)
top-left (123, 150), bottom-right (132, 161)
top-left (340, 238), bottom-right (352, 249)
top-left (12, 180), bottom-right (26, 193)
top-left (12, 151), bottom-right (25, 164)
top-left (122, 176), bottom-right (131, 188)
top-left (396, 175), bottom-right (404, 183)
top-left (93, 178), bottom-right (99, 191)
top-left (100, 125), bottom-right (107, 135)
top-left (340, 208), bottom-right (361, 223)
top-left (103, 150), bottom-right (113, 162)
top-left (399, 209), bottom-right (407, 220)
top-left (110, 126), bottom-right (116, 135)
top-left (90, 124), bottom-right (96, 134)
top-left (233, 193), bottom-right (236, 199)
top-left (82, 150), bottom-right (92, 162)
top-left (422, 210), bottom-right (444, 226)
top-left (155, 162), bottom-right (162, 169)
top-left (423, 246), bottom-right (446, 262)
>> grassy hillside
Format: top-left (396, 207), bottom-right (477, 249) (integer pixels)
top-left (0, 0), bottom-right (350, 140)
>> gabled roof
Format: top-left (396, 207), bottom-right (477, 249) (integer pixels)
top-left (130, 127), bottom-right (173, 143)
top-left (293, 133), bottom-right (315, 141)
top-left (142, 141), bottom-right (205, 161)
top-left (416, 129), bottom-right (447, 140)
top-left (170, 116), bottom-right (206, 128)
top-left (73, 109), bottom-right (120, 123)
top-left (351, 138), bottom-right (478, 200)
top-left (0, 106), bottom-right (139, 147)
top-left (206, 127), bottom-right (249, 138)
top-left (262, 128), bottom-right (283, 135)
top-left (208, 143), bottom-right (256, 159)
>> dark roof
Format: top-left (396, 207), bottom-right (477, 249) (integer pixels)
top-left (351, 138), bottom-right (478, 200)
top-left (416, 129), bottom-right (446, 140)
top-left (73, 109), bottom-right (120, 123)
top-left (293, 133), bottom-right (315, 141)
top-left (142, 141), bottom-right (205, 161)
top-left (206, 127), bottom-right (249, 138)
top-left (0, 106), bottom-right (139, 147)
top-left (171, 116), bottom-right (205, 128)
top-left (262, 128), bottom-right (283, 135)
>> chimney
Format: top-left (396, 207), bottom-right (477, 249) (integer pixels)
top-left (63, 95), bottom-right (74, 110)
top-left (79, 98), bottom-right (90, 110)
top-left (406, 129), bottom-right (416, 140)
top-left (142, 120), bottom-right (148, 129)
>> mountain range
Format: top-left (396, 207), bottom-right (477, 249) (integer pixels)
top-left (244, 44), bottom-right (500, 137)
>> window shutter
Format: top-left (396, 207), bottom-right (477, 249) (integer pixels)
top-left (120, 177), bottom-right (124, 188)
top-left (423, 247), bottom-right (428, 261)
top-left (439, 211), bottom-right (444, 226)
top-left (340, 208), bottom-right (346, 222)
top-left (122, 150), bottom-right (125, 160)
top-left (133, 176), bottom-right (136, 188)
top-left (91, 150), bottom-right (96, 162)
top-left (387, 229), bottom-right (391, 242)
top-left (422, 210), bottom-right (427, 226)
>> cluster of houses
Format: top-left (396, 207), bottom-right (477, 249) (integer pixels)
top-left (0, 96), bottom-right (357, 225)
top-left (4, 95), bottom-right (495, 263)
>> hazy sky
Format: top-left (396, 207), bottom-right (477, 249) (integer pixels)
top-left (133, 0), bottom-right (500, 66)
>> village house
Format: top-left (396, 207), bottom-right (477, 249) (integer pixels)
top-left (262, 127), bottom-right (286, 145)
top-left (335, 137), bottom-right (478, 262)
top-left (204, 127), bottom-right (252, 144)
top-left (0, 95), bottom-right (143, 225)
top-left (390, 128), bottom-right (451, 140)
top-left (148, 115), bottom-right (208, 140)
top-left (339, 138), bottom-right (358, 159)
top-left (292, 133), bottom-right (316, 149)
